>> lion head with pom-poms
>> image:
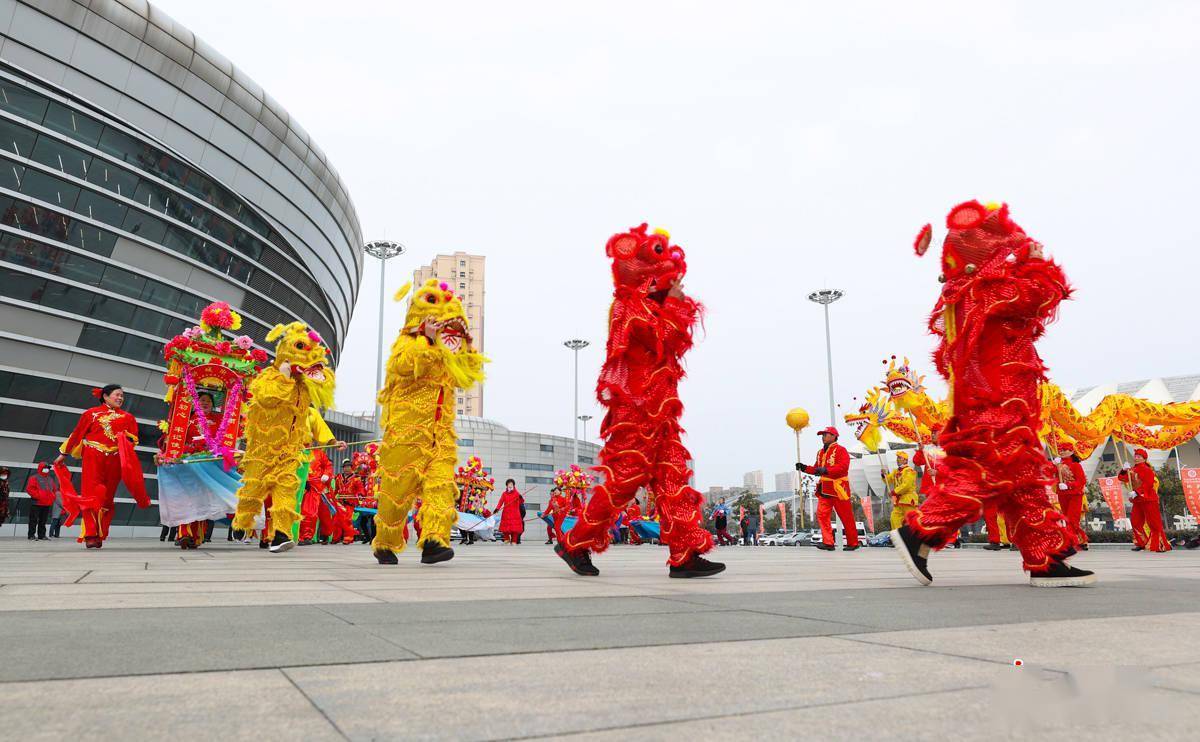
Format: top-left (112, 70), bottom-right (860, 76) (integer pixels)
top-left (913, 200), bottom-right (1044, 283)
top-left (266, 321), bottom-right (335, 411)
top-left (606, 224), bottom-right (688, 302)
top-left (393, 278), bottom-right (486, 389)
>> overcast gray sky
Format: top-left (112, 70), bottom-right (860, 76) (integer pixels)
top-left (154, 0), bottom-right (1200, 489)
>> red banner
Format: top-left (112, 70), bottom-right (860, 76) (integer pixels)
top-left (1180, 467), bottom-right (1200, 522)
top-left (758, 504), bottom-right (765, 535)
top-left (1097, 476), bottom-right (1126, 522)
top-left (777, 501), bottom-right (787, 531)
top-left (860, 493), bottom-right (874, 533)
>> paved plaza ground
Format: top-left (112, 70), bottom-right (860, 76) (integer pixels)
top-left (1, 538), bottom-right (1197, 741)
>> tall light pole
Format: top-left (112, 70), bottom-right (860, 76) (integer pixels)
top-left (807, 289), bottom-right (844, 427)
top-left (578, 414), bottom-right (593, 445)
top-left (364, 240), bottom-right (406, 430)
top-left (563, 339), bottom-right (590, 464)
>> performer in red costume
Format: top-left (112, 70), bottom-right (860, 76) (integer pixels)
top-left (55, 384), bottom-right (148, 548)
top-left (1119, 449), bottom-right (1170, 552)
top-left (556, 224), bottom-right (723, 578)
top-left (173, 391), bottom-right (221, 548)
top-left (493, 478), bottom-right (526, 544)
top-left (299, 450), bottom-right (334, 544)
top-left (543, 487), bottom-right (568, 544)
top-left (796, 427), bottom-right (859, 551)
top-left (625, 498), bottom-right (644, 545)
top-left (1054, 443), bottom-right (1089, 551)
top-left (892, 201), bottom-right (1094, 587)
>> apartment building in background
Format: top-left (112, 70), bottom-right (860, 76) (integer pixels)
top-left (414, 252), bottom-right (485, 417)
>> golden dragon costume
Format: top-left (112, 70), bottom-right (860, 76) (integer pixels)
top-left (372, 279), bottom-right (486, 565)
top-left (868, 357), bottom-right (1200, 457)
top-left (232, 322), bottom-right (335, 552)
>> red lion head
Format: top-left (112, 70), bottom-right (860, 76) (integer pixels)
top-left (915, 201), bottom-right (1039, 282)
top-left (606, 223), bottom-right (687, 301)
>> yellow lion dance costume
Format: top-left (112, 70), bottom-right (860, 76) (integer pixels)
top-left (233, 322), bottom-right (335, 552)
top-left (373, 279), bottom-right (486, 565)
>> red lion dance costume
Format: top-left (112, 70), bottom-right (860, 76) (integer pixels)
top-left (892, 201), bottom-right (1095, 588)
top-left (556, 224), bottom-right (723, 578)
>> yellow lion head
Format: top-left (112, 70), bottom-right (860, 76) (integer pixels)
top-left (266, 321), bottom-right (336, 410)
top-left (394, 279), bottom-right (486, 388)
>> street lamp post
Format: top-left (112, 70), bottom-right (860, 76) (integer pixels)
top-left (578, 414), bottom-right (593, 446)
top-left (563, 339), bottom-right (590, 464)
top-left (807, 289), bottom-right (844, 426)
top-left (364, 240), bottom-right (406, 430)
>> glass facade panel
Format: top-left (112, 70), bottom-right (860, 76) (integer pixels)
top-left (42, 101), bottom-right (104, 148)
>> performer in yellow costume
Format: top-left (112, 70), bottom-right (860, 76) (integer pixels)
top-left (232, 322), bottom-right (336, 553)
top-left (372, 279), bottom-right (486, 565)
top-left (885, 451), bottom-right (919, 531)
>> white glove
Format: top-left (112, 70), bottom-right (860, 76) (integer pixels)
top-left (1121, 462), bottom-right (1132, 471)
top-left (1052, 457), bottom-right (1062, 465)
top-left (321, 475), bottom-right (330, 483)
top-left (278, 362), bottom-right (292, 378)
top-left (1058, 482), bottom-right (1068, 490)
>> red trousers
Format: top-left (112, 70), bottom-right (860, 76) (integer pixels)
top-left (80, 447), bottom-right (121, 542)
top-left (817, 496), bottom-right (859, 547)
top-left (562, 417), bottom-right (711, 566)
top-left (983, 502), bottom-right (1002, 544)
top-left (1056, 491), bottom-right (1088, 548)
top-left (1130, 497), bottom-right (1171, 552)
top-left (545, 524), bottom-right (555, 542)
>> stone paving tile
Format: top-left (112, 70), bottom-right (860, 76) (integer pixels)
top-left (845, 612), bottom-right (1200, 669)
top-left (285, 636), bottom-right (1006, 741)
top-left (5, 669), bottom-right (345, 742)
top-left (0, 605), bottom-right (417, 682)
top-left (565, 684), bottom-right (1200, 741)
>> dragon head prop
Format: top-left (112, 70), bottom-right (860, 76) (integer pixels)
top-left (395, 279), bottom-right (486, 388)
top-left (266, 321), bottom-right (335, 410)
top-left (606, 223), bottom-right (687, 302)
top-left (914, 200), bottom-right (1041, 283)
top-left (882, 356), bottom-right (925, 412)
top-left (844, 387), bottom-right (890, 453)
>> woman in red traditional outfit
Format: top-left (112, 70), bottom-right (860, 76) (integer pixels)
top-left (1054, 443), bottom-right (1089, 551)
top-left (1119, 449), bottom-right (1170, 552)
top-left (54, 384), bottom-right (141, 548)
top-left (493, 479), bottom-right (526, 544)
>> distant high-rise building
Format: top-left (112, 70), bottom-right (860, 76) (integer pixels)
top-left (775, 471), bottom-right (798, 492)
top-left (414, 253), bottom-right (485, 416)
top-left (743, 470), bottom-right (764, 494)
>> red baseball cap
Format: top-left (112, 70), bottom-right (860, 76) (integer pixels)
top-left (1134, 448), bottom-right (1149, 460)
top-left (816, 426), bottom-right (839, 438)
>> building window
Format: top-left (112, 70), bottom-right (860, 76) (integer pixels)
top-left (526, 476), bottom-right (553, 484)
top-left (457, 439), bottom-right (474, 447)
top-left (539, 444), bottom-right (554, 453)
top-left (459, 260), bottom-right (465, 266)
top-left (510, 462), bottom-right (554, 472)
top-left (579, 456), bottom-right (594, 465)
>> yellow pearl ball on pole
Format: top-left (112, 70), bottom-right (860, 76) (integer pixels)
top-left (786, 407), bottom-right (810, 529)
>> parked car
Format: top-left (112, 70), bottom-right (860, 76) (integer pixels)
top-left (760, 531), bottom-right (789, 546)
top-left (867, 531), bottom-right (892, 547)
top-left (779, 531), bottom-right (811, 546)
top-left (810, 522), bottom-right (870, 546)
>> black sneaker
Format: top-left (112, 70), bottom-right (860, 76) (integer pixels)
top-left (258, 540), bottom-right (269, 549)
top-left (1131, 546), bottom-right (1145, 552)
top-left (176, 537), bottom-right (194, 550)
top-left (268, 531), bottom-right (295, 554)
top-left (545, 539), bottom-right (554, 545)
top-left (1029, 561), bottom-right (1096, 588)
top-left (232, 529), bottom-right (245, 541)
top-left (816, 543), bottom-right (835, 551)
top-left (891, 526), bottom-right (933, 586)
top-left (374, 549), bottom-right (398, 565)
top-left (1078, 543), bottom-right (1089, 551)
top-left (843, 545), bottom-right (860, 551)
top-left (669, 555), bottom-right (726, 578)
top-left (1185, 536), bottom-right (1200, 550)
top-left (983, 543), bottom-right (1002, 551)
top-left (554, 543), bottom-right (599, 576)
top-left (420, 542), bottom-right (455, 565)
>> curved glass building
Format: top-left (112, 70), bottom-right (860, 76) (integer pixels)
top-left (0, 0), bottom-right (366, 533)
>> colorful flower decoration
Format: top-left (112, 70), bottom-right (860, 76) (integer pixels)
top-left (200, 301), bottom-right (243, 334)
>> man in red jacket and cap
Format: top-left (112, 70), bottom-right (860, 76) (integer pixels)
top-left (1054, 443), bottom-right (1089, 551)
top-left (797, 427), bottom-right (859, 551)
top-left (1119, 448), bottom-right (1170, 552)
